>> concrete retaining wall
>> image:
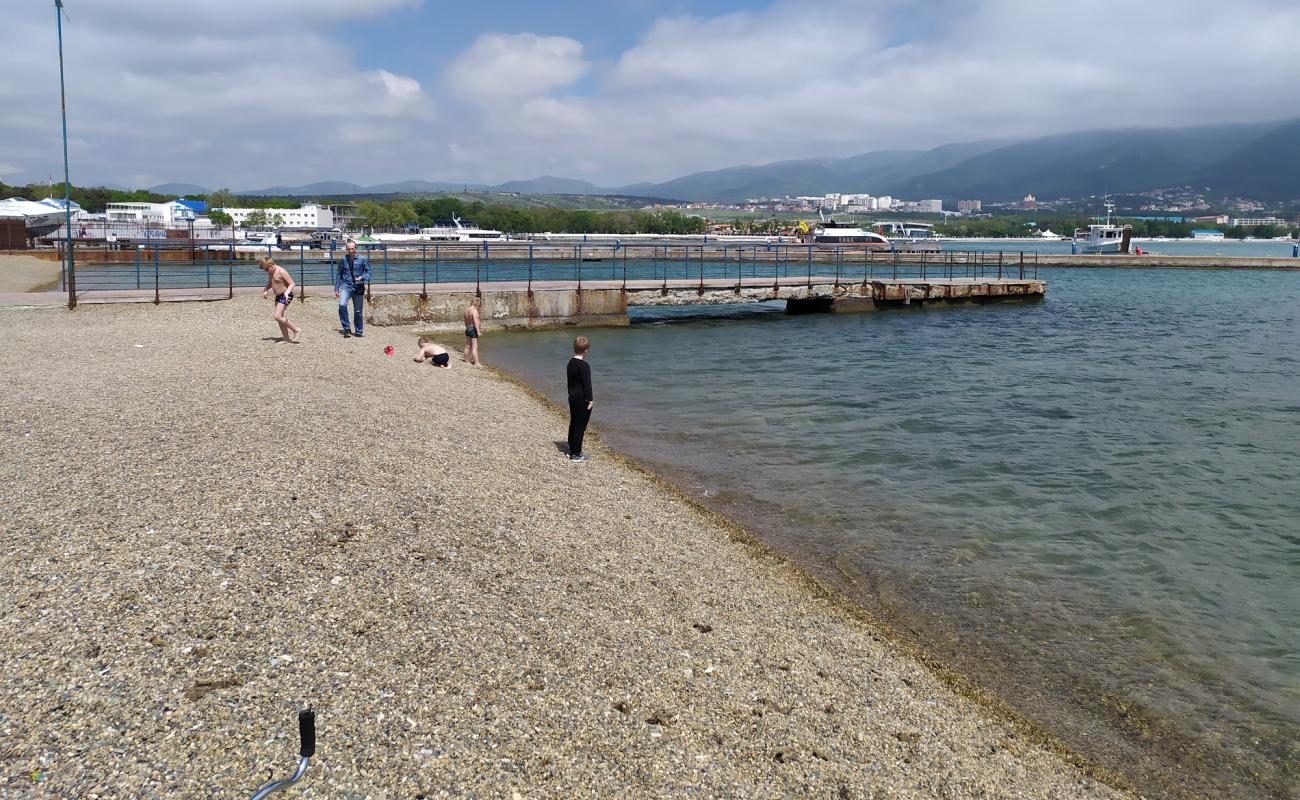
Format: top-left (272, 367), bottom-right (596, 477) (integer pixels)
top-left (366, 288), bottom-right (629, 330)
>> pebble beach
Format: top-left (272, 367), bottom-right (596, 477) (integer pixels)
top-left (0, 297), bottom-right (1128, 798)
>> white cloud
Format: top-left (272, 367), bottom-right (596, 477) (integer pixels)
top-left (2, 0), bottom-right (1298, 189)
top-left (0, 1), bottom-right (430, 190)
top-left (444, 33), bottom-right (590, 102)
top-left (445, 0), bottom-right (1300, 184)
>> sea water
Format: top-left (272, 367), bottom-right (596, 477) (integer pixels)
top-left (486, 267), bottom-right (1299, 799)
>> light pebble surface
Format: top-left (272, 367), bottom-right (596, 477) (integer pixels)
top-left (0, 254), bottom-right (62, 293)
top-left (0, 298), bottom-right (1128, 799)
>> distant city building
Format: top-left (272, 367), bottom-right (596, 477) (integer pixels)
top-left (1191, 215), bottom-right (1230, 225)
top-left (1190, 230), bottom-right (1226, 240)
top-left (957, 199), bottom-right (982, 213)
top-left (917, 199), bottom-right (942, 213)
top-left (1230, 217), bottom-right (1286, 227)
top-left (1018, 193), bottom-right (1037, 210)
top-left (215, 203), bottom-right (334, 229)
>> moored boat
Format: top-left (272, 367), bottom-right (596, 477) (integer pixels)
top-left (1073, 200), bottom-right (1132, 253)
top-left (0, 197), bottom-right (80, 238)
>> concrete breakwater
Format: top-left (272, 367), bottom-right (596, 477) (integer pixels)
top-left (368, 276), bottom-right (1046, 330)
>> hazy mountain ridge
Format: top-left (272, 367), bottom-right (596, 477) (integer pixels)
top-left (157, 119), bottom-right (1300, 203)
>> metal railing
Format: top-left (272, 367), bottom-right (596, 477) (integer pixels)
top-left (49, 242), bottom-right (1042, 297)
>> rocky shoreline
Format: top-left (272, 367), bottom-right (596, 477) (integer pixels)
top-left (0, 297), bottom-right (1124, 797)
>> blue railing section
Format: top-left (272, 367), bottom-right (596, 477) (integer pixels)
top-left (61, 242), bottom-right (1041, 294)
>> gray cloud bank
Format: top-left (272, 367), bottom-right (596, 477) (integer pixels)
top-left (2, 0), bottom-right (1297, 189)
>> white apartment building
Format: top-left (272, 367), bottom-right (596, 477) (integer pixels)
top-left (215, 203), bottom-right (334, 229)
top-left (1230, 217), bottom-right (1286, 227)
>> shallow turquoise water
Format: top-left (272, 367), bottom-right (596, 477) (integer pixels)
top-left (487, 267), bottom-right (1299, 798)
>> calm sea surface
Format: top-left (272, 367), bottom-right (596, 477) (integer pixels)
top-left (485, 267), bottom-right (1299, 799)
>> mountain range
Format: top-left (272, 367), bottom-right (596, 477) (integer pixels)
top-left (152, 118), bottom-right (1300, 204)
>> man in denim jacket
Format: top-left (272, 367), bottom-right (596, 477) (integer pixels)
top-left (334, 239), bottom-right (371, 338)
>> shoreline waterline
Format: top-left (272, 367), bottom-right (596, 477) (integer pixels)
top-left (478, 359), bottom-right (1263, 800)
top-left (484, 351), bottom-right (1145, 792)
top-left (479, 273), bottom-right (1299, 800)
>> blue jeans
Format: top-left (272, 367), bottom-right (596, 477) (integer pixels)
top-left (338, 285), bottom-right (364, 333)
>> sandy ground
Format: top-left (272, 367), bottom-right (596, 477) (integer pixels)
top-left (0, 253), bottom-right (61, 293)
top-left (0, 297), bottom-right (1126, 799)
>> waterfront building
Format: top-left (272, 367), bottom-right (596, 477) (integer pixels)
top-left (106, 199), bottom-right (206, 226)
top-left (958, 199), bottom-right (982, 213)
top-left (1190, 229), bottom-right (1226, 240)
top-left (214, 203), bottom-right (334, 229)
top-left (1230, 217), bottom-right (1286, 227)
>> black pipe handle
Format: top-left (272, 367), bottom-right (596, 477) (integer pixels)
top-left (298, 709), bottom-right (316, 758)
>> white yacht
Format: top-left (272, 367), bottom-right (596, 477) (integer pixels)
top-left (1073, 200), bottom-right (1132, 253)
top-left (421, 216), bottom-right (505, 242)
top-left (0, 197), bottom-right (78, 237)
top-left (370, 216), bottom-right (506, 244)
top-left (810, 212), bottom-right (891, 247)
top-left (872, 219), bottom-right (943, 251)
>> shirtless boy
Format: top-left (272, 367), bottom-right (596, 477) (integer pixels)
top-left (414, 337), bottom-right (451, 368)
top-left (463, 297), bottom-right (482, 365)
top-left (259, 256), bottom-right (301, 343)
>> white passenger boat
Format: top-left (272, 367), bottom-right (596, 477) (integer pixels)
top-left (810, 212), bottom-right (891, 247)
top-left (422, 216), bottom-right (505, 242)
top-left (1073, 200), bottom-right (1132, 253)
top-left (873, 220), bottom-right (943, 251)
top-left (370, 216), bottom-right (506, 244)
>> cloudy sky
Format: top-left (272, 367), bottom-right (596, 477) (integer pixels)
top-left (2, 0), bottom-right (1298, 190)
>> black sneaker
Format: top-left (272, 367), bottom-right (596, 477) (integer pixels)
top-left (341, 329), bottom-right (352, 338)
top-left (569, 454), bottom-right (590, 462)
top-left (354, 331), bottom-right (364, 338)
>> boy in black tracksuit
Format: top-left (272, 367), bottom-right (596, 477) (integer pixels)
top-left (566, 336), bottom-right (594, 462)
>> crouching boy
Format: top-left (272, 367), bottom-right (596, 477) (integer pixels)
top-left (414, 337), bottom-right (451, 368)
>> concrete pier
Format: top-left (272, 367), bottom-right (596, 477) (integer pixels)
top-left (366, 276), bottom-right (1045, 331)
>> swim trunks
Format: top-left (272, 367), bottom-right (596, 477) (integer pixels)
top-left (432, 352), bottom-right (450, 367)
top-left (275, 291), bottom-right (294, 305)
top-left (464, 325), bottom-right (479, 338)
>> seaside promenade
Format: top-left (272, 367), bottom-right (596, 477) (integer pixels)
top-left (0, 294), bottom-right (1125, 797)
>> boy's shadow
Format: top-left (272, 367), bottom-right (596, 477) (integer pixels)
top-left (552, 441), bottom-right (571, 455)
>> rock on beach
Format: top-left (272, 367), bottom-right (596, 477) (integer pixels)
top-left (0, 297), bottom-right (1126, 798)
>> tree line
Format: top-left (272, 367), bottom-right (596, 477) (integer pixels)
top-left (350, 197), bottom-right (707, 235)
top-left (0, 181), bottom-right (309, 215)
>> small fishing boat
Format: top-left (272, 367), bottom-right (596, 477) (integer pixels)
top-left (1073, 200), bottom-right (1132, 253)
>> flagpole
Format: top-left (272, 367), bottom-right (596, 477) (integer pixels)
top-left (56, 0), bottom-right (76, 309)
